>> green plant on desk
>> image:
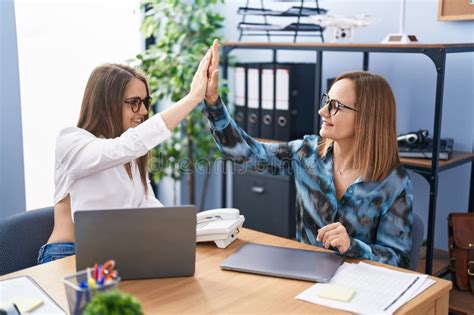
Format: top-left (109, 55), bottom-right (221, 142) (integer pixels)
top-left (135, 0), bottom-right (226, 208)
top-left (83, 290), bottom-right (143, 315)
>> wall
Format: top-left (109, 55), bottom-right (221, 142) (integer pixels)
top-left (0, 0), bottom-right (26, 218)
top-left (4, 0), bottom-right (220, 214)
top-left (217, 0), bottom-right (474, 249)
top-left (14, 0), bottom-right (143, 210)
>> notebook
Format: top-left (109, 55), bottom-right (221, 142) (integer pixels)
top-left (220, 243), bottom-right (343, 282)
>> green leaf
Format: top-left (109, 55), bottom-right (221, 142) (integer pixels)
top-left (83, 290), bottom-right (143, 315)
top-left (134, 0), bottom-right (226, 202)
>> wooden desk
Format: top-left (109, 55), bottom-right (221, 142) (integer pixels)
top-left (0, 229), bottom-right (452, 314)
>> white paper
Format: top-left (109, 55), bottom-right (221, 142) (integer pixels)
top-left (0, 276), bottom-right (65, 314)
top-left (247, 68), bottom-right (260, 109)
top-left (276, 69), bottom-right (289, 110)
top-left (261, 69), bottom-right (274, 110)
top-left (234, 67), bottom-right (245, 107)
top-left (296, 262), bottom-right (434, 314)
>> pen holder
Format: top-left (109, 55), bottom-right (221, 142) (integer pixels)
top-left (63, 269), bottom-right (120, 315)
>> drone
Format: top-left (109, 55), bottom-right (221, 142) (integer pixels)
top-left (309, 14), bottom-right (377, 41)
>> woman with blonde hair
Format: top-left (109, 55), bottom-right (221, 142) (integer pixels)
top-left (202, 42), bottom-right (413, 268)
top-left (37, 45), bottom-right (218, 264)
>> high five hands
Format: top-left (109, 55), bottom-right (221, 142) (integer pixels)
top-left (205, 39), bottom-right (220, 106)
top-left (189, 39), bottom-right (220, 106)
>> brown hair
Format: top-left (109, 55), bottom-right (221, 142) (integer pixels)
top-left (77, 64), bottom-right (150, 194)
top-left (318, 71), bottom-right (400, 181)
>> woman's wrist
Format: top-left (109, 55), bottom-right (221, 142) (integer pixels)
top-left (205, 94), bottom-right (219, 106)
top-left (185, 92), bottom-right (203, 106)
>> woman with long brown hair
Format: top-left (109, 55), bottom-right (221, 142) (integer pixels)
top-left (37, 45), bottom-right (219, 264)
top-left (202, 42), bottom-right (413, 268)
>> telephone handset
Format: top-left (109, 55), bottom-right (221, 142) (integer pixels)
top-left (196, 208), bottom-right (245, 248)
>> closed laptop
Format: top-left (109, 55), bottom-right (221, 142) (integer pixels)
top-left (220, 243), bottom-right (343, 282)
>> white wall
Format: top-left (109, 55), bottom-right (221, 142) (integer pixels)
top-left (15, 0), bottom-right (143, 210)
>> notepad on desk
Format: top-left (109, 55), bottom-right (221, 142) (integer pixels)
top-left (296, 262), bottom-right (435, 314)
top-left (316, 284), bottom-right (356, 302)
top-left (0, 276), bottom-right (65, 314)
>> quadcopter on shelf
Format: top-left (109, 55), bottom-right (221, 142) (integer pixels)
top-left (308, 14), bottom-right (377, 41)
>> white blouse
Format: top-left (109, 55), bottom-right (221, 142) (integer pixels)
top-left (54, 113), bottom-right (171, 220)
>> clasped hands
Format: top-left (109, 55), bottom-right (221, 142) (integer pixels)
top-left (189, 39), bottom-right (220, 106)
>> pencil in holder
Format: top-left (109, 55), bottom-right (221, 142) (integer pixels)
top-left (63, 269), bottom-right (120, 315)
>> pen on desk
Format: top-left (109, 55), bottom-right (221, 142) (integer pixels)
top-left (383, 276), bottom-right (420, 311)
top-left (99, 260), bottom-right (116, 285)
top-left (76, 280), bottom-right (88, 314)
top-left (104, 270), bottom-right (118, 284)
top-left (93, 263), bottom-right (98, 281)
top-left (97, 264), bottom-right (103, 283)
top-left (87, 267), bottom-right (97, 290)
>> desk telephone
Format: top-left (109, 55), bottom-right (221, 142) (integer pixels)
top-left (196, 208), bottom-right (245, 248)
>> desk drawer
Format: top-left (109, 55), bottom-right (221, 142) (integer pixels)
top-left (233, 171), bottom-right (295, 238)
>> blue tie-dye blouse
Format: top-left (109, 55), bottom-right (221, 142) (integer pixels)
top-left (202, 98), bottom-right (414, 268)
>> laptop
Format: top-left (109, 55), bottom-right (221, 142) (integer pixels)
top-left (74, 206), bottom-right (196, 280)
top-left (220, 243), bottom-right (343, 282)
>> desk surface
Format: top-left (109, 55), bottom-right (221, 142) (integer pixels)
top-left (0, 229), bottom-right (451, 314)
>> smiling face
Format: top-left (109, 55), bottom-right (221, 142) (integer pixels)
top-left (122, 78), bottom-right (149, 130)
top-left (318, 78), bottom-right (357, 143)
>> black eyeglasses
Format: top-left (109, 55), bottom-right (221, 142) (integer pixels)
top-left (123, 96), bottom-right (152, 113)
top-left (320, 93), bottom-right (357, 116)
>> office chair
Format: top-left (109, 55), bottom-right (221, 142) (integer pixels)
top-left (408, 212), bottom-right (424, 271)
top-left (0, 206), bottom-right (54, 275)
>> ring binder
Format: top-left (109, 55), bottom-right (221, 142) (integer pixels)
top-left (247, 67), bottom-right (260, 137)
top-left (260, 66), bottom-right (275, 139)
top-left (233, 65), bottom-right (247, 130)
top-left (233, 62), bottom-right (316, 141)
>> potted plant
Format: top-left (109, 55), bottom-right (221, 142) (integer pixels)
top-left (83, 290), bottom-right (143, 315)
top-left (135, 0), bottom-right (225, 208)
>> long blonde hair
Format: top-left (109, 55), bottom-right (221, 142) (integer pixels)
top-left (77, 64), bottom-right (150, 194)
top-left (318, 71), bottom-right (400, 181)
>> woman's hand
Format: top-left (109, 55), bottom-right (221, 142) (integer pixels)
top-left (316, 222), bottom-right (351, 254)
top-left (205, 39), bottom-right (220, 106)
top-left (160, 47), bottom-right (212, 131)
top-left (189, 49), bottom-right (212, 103)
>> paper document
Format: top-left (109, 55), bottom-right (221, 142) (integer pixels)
top-left (296, 262), bottom-right (435, 314)
top-left (0, 276), bottom-right (65, 314)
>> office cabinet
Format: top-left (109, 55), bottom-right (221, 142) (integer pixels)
top-left (233, 171), bottom-right (295, 238)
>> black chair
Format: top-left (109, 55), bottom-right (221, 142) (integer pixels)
top-left (408, 212), bottom-right (424, 271)
top-left (0, 206), bottom-right (54, 275)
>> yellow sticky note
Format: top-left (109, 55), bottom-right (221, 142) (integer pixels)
top-left (10, 298), bottom-right (44, 313)
top-left (317, 284), bottom-right (356, 302)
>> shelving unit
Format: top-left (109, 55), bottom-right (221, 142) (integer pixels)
top-left (237, 0), bottom-right (327, 42)
top-left (220, 42), bottom-right (474, 276)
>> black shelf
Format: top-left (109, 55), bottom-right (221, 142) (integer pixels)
top-left (238, 0), bottom-right (326, 43)
top-left (238, 22), bottom-right (324, 32)
top-left (237, 6), bottom-right (327, 17)
top-left (221, 41), bottom-right (474, 275)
